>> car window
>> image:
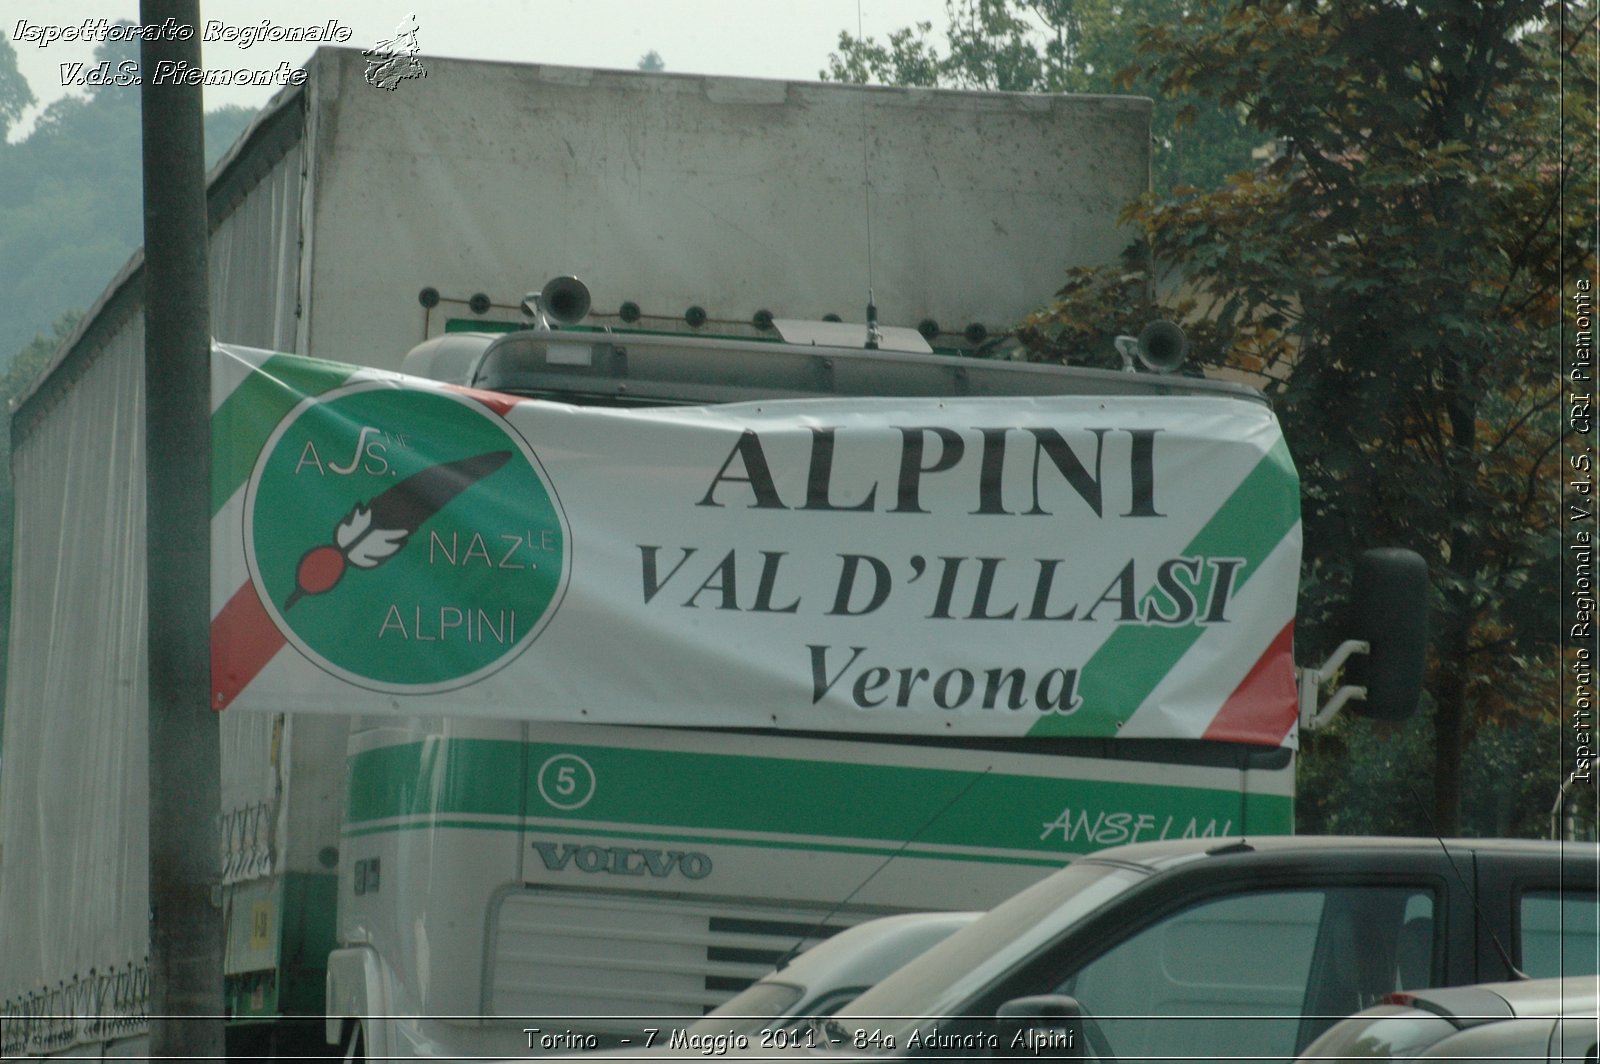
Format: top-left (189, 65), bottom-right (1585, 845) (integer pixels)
top-left (1054, 885), bottom-right (1436, 1064)
top-left (840, 861), bottom-right (1145, 1037)
top-left (802, 987), bottom-right (869, 1022)
top-left (1520, 890), bottom-right (1600, 978)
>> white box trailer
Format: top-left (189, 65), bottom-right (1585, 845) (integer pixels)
top-left (0, 46), bottom-right (1268, 1060)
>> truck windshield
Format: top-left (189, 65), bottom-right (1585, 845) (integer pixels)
top-left (828, 860), bottom-right (1148, 1049)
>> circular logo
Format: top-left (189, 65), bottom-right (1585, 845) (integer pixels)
top-left (536, 754), bottom-right (597, 811)
top-left (244, 383), bottom-right (569, 693)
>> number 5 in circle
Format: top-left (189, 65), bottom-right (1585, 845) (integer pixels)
top-left (537, 753), bottom-right (596, 810)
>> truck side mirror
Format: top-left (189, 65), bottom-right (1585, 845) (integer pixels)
top-left (995, 994), bottom-right (1089, 1058)
top-left (1347, 548), bottom-right (1429, 721)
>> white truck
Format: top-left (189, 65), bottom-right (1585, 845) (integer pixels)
top-left (0, 48), bottom-right (1423, 1061)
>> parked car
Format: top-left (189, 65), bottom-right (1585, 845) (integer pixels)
top-left (1295, 974), bottom-right (1598, 1062)
top-left (818, 836), bottom-right (1598, 1063)
top-left (683, 912), bottom-right (979, 1037)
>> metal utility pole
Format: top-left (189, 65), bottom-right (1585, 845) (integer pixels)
top-left (140, 1), bottom-right (224, 1057)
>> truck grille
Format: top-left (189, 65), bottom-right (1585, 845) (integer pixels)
top-left (486, 889), bottom-right (858, 1017)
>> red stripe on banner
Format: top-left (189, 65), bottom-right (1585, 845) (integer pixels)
top-left (211, 582), bottom-right (287, 711)
top-left (445, 384), bottom-right (520, 418)
top-left (1202, 620), bottom-right (1298, 745)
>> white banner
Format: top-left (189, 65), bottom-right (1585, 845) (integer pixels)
top-left (212, 346), bottom-right (1302, 743)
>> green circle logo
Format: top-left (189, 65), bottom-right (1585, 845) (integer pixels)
top-left (244, 383), bottom-right (568, 693)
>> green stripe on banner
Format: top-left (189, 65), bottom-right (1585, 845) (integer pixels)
top-left (346, 739), bottom-right (1292, 857)
top-left (211, 354), bottom-right (358, 516)
top-left (1029, 438), bottom-right (1300, 738)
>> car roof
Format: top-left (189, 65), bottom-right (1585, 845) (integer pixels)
top-left (1075, 834), bottom-right (1590, 874)
top-left (1396, 975), bottom-right (1600, 1022)
top-left (767, 912), bottom-right (981, 991)
top-left (1296, 976), bottom-right (1600, 1061)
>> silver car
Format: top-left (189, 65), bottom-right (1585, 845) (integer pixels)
top-left (1296, 975), bottom-right (1598, 1062)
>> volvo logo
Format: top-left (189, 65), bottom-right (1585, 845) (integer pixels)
top-left (530, 840), bottom-right (713, 880)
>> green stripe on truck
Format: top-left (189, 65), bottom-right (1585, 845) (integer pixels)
top-left (346, 738), bottom-right (1291, 857)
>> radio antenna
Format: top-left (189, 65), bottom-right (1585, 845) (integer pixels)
top-left (772, 766), bottom-right (993, 971)
top-left (1405, 781), bottom-right (1526, 980)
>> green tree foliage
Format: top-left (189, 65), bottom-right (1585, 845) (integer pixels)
top-left (1022, 1), bottom-right (1593, 834)
top-left (0, 27), bottom-right (36, 139)
top-left (0, 28), bottom-right (254, 368)
top-left (821, 0), bottom-right (1263, 191)
top-left (1295, 706), bottom-right (1591, 840)
top-left (637, 50), bottom-right (666, 72)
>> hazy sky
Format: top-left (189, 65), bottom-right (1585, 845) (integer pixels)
top-left (10, 1), bottom-right (951, 133)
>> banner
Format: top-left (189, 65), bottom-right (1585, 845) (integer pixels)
top-left (210, 345), bottom-right (1302, 745)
